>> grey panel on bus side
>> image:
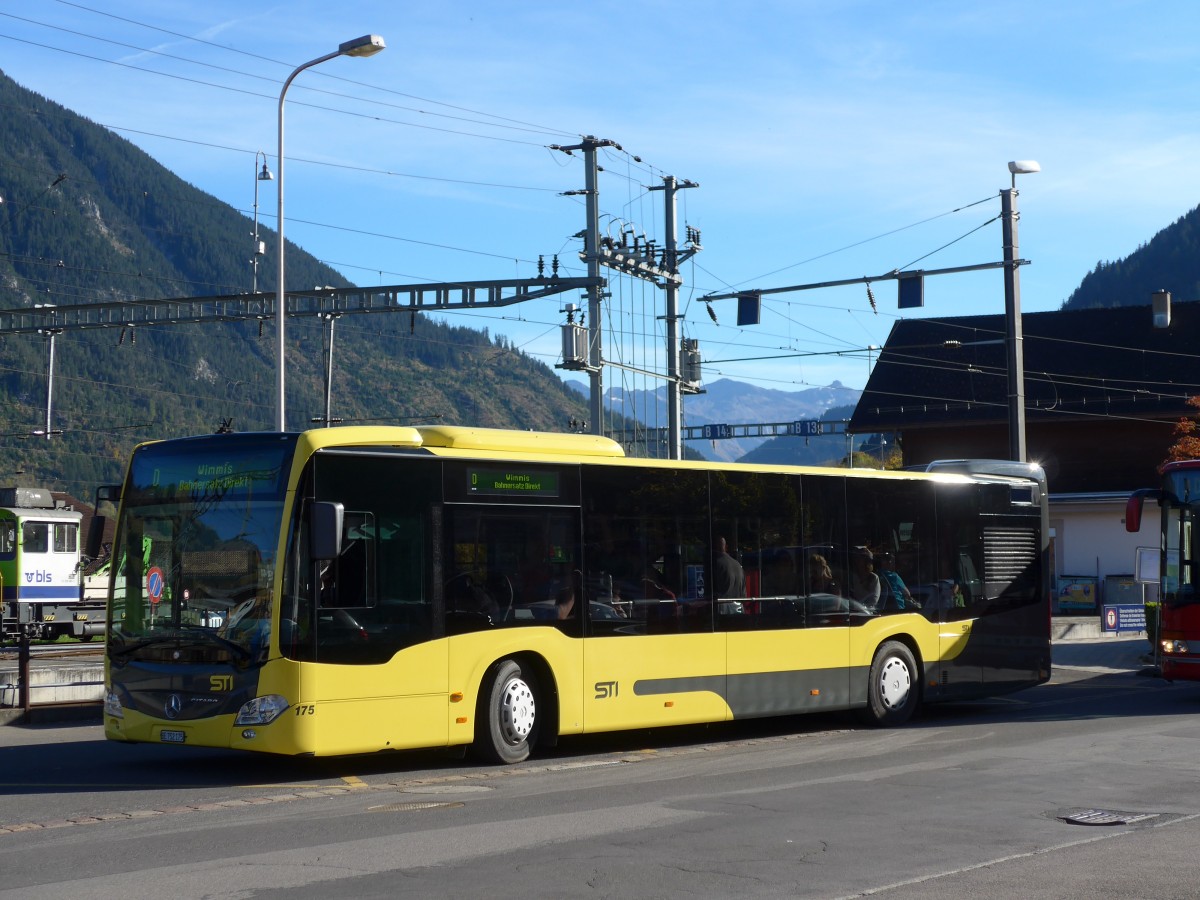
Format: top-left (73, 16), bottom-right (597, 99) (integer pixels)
top-left (634, 667), bottom-right (866, 716)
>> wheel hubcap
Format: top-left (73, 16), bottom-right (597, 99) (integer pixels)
top-left (879, 656), bottom-right (911, 710)
top-left (499, 677), bottom-right (536, 744)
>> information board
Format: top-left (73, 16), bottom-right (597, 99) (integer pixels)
top-left (1101, 603), bottom-right (1146, 634)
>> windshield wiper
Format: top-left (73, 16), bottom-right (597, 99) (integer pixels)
top-left (178, 625), bottom-right (253, 661)
top-left (109, 627), bottom-right (252, 662)
top-left (108, 633), bottom-right (180, 658)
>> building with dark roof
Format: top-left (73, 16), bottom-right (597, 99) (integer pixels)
top-left (849, 300), bottom-right (1197, 493)
top-left (849, 299), bottom-right (1198, 610)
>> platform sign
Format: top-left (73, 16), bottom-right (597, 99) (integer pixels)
top-left (789, 420), bottom-right (823, 437)
top-left (1102, 603), bottom-right (1146, 634)
top-left (702, 424), bottom-right (732, 440)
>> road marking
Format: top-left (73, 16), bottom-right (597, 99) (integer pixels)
top-left (833, 812), bottom-right (1200, 899)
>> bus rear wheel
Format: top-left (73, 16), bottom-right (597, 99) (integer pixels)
top-left (859, 640), bottom-right (919, 726)
top-left (473, 658), bottom-right (540, 764)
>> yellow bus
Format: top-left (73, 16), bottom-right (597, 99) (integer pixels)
top-left (103, 426), bottom-right (1050, 763)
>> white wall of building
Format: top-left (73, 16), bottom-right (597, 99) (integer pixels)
top-left (1050, 496), bottom-right (1158, 612)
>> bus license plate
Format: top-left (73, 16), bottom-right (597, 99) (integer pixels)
top-left (160, 730), bottom-right (186, 743)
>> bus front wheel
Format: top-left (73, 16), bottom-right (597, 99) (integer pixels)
top-left (860, 640), bottom-right (919, 727)
top-left (473, 658), bottom-right (540, 764)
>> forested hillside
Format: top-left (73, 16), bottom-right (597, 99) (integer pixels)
top-left (1063, 204), bottom-right (1200, 309)
top-left (0, 70), bottom-right (591, 497)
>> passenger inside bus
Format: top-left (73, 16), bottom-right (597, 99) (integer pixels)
top-left (641, 565), bottom-right (676, 600)
top-left (875, 551), bottom-right (913, 610)
top-left (808, 553), bottom-right (836, 594)
top-left (713, 536), bottom-right (745, 599)
top-left (848, 546), bottom-right (881, 610)
top-left (554, 585), bottom-right (576, 620)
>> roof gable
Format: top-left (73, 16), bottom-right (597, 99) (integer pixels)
top-left (851, 301), bottom-right (1200, 432)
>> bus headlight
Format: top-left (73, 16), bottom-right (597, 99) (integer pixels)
top-left (1161, 640), bottom-right (1190, 655)
top-left (103, 689), bottom-right (124, 719)
top-left (234, 694), bottom-right (290, 725)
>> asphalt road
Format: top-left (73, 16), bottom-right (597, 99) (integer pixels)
top-left (1, 639), bottom-right (1196, 899)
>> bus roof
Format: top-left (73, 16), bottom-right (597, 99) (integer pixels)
top-left (146, 427), bottom-right (1044, 488)
top-left (1162, 459), bottom-right (1200, 473)
top-left (416, 426), bottom-right (625, 458)
top-left (295, 425), bottom-right (1001, 484)
top-left (296, 425), bottom-right (626, 459)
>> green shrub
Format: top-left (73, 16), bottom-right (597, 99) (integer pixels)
top-left (1144, 601), bottom-right (1159, 648)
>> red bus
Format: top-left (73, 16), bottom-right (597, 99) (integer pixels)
top-left (1126, 460), bottom-right (1200, 680)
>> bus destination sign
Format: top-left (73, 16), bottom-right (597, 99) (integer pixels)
top-left (467, 467), bottom-right (559, 498)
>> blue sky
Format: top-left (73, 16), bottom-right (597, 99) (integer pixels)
top-left (2, 0), bottom-right (1198, 397)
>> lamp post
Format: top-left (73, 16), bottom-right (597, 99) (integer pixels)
top-left (1002, 160), bottom-right (1039, 463)
top-left (252, 151), bottom-right (272, 294)
top-left (276, 34), bottom-right (385, 432)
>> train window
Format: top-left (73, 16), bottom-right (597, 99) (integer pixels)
top-left (22, 522), bottom-right (48, 554)
top-left (54, 523), bottom-right (77, 554)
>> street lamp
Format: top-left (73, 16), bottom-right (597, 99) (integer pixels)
top-left (252, 151), bottom-right (272, 294)
top-left (276, 34), bottom-right (385, 432)
top-left (1002, 160), bottom-right (1039, 463)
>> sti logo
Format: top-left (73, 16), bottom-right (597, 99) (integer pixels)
top-left (594, 681), bottom-right (618, 700)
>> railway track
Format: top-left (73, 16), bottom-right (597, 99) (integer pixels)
top-left (0, 643), bottom-right (104, 661)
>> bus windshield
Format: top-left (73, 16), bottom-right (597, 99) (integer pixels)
top-left (106, 434), bottom-right (297, 665)
top-left (1163, 465), bottom-right (1200, 608)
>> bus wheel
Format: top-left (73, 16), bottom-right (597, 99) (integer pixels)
top-left (473, 658), bottom-right (540, 764)
top-left (860, 640), bottom-right (918, 727)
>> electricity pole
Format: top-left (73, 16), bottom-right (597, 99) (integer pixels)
top-left (650, 175), bottom-right (698, 459)
top-left (580, 138), bottom-right (611, 436)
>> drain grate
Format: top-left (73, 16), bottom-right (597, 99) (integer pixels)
top-left (1059, 808), bottom-right (1159, 826)
top-left (368, 801), bottom-right (465, 813)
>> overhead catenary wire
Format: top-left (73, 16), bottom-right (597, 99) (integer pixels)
top-left (43, 0), bottom-right (582, 138)
top-left (3, 2), bottom-right (1029, 305)
top-left (0, 32), bottom-right (566, 148)
top-left (0, 107), bottom-right (571, 196)
top-left (4, 8), bottom-right (1195, 472)
top-left (3, 35), bottom-right (1010, 329)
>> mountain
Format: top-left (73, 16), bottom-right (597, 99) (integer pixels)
top-left (737, 404), bottom-right (876, 466)
top-left (6, 62), bottom-right (1194, 499)
top-left (603, 378), bottom-right (862, 463)
top-left (0, 70), bottom-right (592, 498)
top-left (1063, 205), bottom-right (1200, 310)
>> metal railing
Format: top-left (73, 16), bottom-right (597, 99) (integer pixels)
top-left (0, 635), bottom-right (103, 720)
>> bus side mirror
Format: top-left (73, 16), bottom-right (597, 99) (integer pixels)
top-left (1125, 489), bottom-right (1159, 533)
top-left (310, 501), bottom-right (344, 561)
top-left (87, 483), bottom-right (121, 561)
top-left (86, 516), bottom-right (106, 560)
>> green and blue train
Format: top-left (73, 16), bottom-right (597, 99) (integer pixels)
top-left (0, 486), bottom-right (99, 641)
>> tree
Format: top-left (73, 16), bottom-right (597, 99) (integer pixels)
top-left (1162, 395), bottom-right (1200, 469)
top-left (842, 433), bottom-right (903, 470)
